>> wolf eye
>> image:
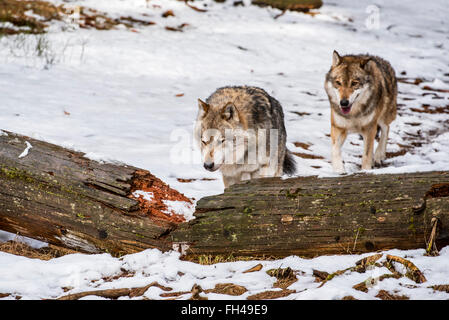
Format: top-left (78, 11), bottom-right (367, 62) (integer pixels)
top-left (351, 81), bottom-right (359, 87)
top-left (335, 80), bottom-right (342, 86)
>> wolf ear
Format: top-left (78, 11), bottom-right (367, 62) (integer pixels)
top-left (361, 58), bottom-right (375, 70)
top-left (221, 103), bottom-right (239, 122)
top-left (198, 99), bottom-right (209, 116)
top-left (332, 50), bottom-right (341, 67)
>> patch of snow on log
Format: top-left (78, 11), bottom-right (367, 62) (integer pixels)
top-left (18, 141), bottom-right (32, 159)
top-left (163, 200), bottom-right (195, 221)
top-left (132, 190), bottom-right (154, 202)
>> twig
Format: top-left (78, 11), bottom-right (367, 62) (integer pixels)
top-left (386, 255), bottom-right (427, 283)
top-left (353, 228), bottom-right (360, 251)
top-left (426, 217), bottom-right (439, 256)
top-left (184, 0), bottom-right (207, 13)
top-left (274, 9), bottom-right (287, 20)
top-left (56, 282), bottom-right (172, 300)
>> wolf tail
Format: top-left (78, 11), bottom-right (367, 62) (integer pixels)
top-left (282, 150), bottom-right (296, 176)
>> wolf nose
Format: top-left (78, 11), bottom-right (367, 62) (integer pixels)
top-left (340, 99), bottom-right (349, 107)
top-left (204, 162), bottom-right (214, 171)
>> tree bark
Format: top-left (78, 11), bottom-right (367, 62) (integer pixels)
top-left (0, 130), bottom-right (187, 256)
top-left (171, 172), bottom-right (449, 259)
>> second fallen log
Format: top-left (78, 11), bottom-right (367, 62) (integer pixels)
top-left (172, 171), bottom-right (449, 258)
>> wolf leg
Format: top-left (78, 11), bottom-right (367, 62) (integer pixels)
top-left (255, 164), bottom-right (278, 178)
top-left (374, 122), bottom-right (388, 165)
top-left (331, 125), bottom-right (347, 174)
top-left (361, 125), bottom-right (377, 170)
top-left (222, 175), bottom-right (235, 188)
top-left (241, 172), bottom-right (251, 181)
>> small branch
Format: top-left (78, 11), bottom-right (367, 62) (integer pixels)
top-left (274, 9), bottom-right (287, 19)
top-left (386, 255), bottom-right (427, 283)
top-left (56, 282), bottom-right (172, 300)
top-left (184, 0), bottom-right (207, 13)
top-left (426, 217), bottom-right (439, 256)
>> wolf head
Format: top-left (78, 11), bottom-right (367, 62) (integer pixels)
top-left (325, 50), bottom-right (376, 116)
top-left (194, 99), bottom-right (244, 172)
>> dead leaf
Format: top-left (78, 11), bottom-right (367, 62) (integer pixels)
top-left (243, 263), bottom-right (263, 273)
top-left (162, 10), bottom-right (175, 18)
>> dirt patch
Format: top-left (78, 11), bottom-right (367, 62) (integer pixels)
top-left (422, 86), bottom-right (449, 93)
top-left (252, 0), bottom-right (322, 12)
top-left (430, 284), bottom-right (449, 293)
top-left (247, 289), bottom-right (295, 300)
top-left (292, 152), bottom-right (324, 160)
top-left (0, 0), bottom-right (64, 34)
top-left (129, 170), bottom-right (193, 223)
top-left (291, 111), bottom-right (312, 117)
top-left (375, 290), bottom-right (409, 300)
top-left (100, 270), bottom-right (135, 283)
top-left (386, 148), bottom-right (407, 159)
top-left (410, 104), bottom-right (449, 114)
top-left (397, 77), bottom-right (424, 85)
top-left (0, 0), bottom-right (156, 35)
top-left (293, 142), bottom-right (311, 150)
top-left (204, 283), bottom-right (248, 296)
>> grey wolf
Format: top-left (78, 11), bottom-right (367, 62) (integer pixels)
top-left (195, 86), bottom-right (296, 188)
top-left (324, 51), bottom-right (397, 173)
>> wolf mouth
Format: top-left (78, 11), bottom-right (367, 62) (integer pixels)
top-left (341, 104), bottom-right (352, 114)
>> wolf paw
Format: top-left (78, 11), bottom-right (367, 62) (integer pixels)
top-left (332, 162), bottom-right (346, 174)
top-left (374, 150), bottom-right (386, 165)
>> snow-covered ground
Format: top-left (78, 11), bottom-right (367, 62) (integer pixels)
top-left (0, 0), bottom-right (448, 300)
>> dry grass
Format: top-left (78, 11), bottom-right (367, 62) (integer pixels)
top-left (192, 254), bottom-right (277, 265)
top-left (0, 0), bottom-right (64, 35)
top-left (0, 237), bottom-right (72, 260)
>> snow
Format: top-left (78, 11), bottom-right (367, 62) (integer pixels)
top-left (18, 141), bottom-right (33, 158)
top-left (132, 190), bottom-right (154, 202)
top-left (0, 0), bottom-right (448, 299)
top-left (0, 246), bottom-right (448, 300)
top-left (163, 200), bottom-right (196, 221)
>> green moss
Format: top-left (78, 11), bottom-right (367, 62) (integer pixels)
top-left (408, 215), bottom-right (416, 233)
top-left (243, 206), bottom-right (254, 214)
top-left (1, 166), bottom-right (34, 183)
top-left (284, 188), bottom-right (303, 198)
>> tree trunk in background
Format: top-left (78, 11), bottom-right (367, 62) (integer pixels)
top-left (171, 172), bottom-right (449, 259)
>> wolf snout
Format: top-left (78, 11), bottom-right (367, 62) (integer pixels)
top-left (203, 162), bottom-right (215, 171)
top-left (340, 99), bottom-right (350, 107)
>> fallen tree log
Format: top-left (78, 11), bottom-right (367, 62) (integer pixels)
top-left (171, 171), bottom-right (449, 258)
top-left (1, 130), bottom-right (449, 259)
top-left (0, 130), bottom-right (191, 256)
